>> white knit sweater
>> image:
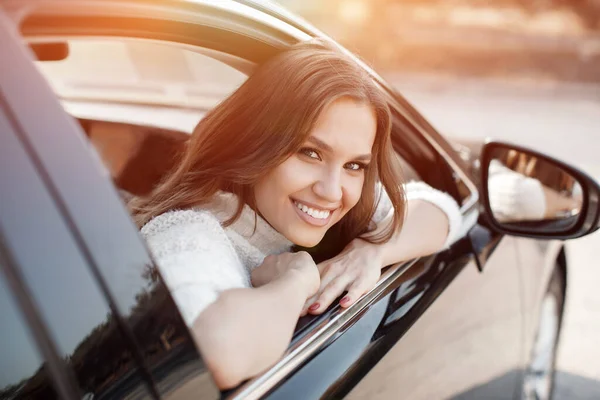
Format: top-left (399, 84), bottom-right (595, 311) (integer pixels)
top-left (141, 181), bottom-right (462, 326)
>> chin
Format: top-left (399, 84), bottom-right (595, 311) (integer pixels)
top-left (287, 231), bottom-right (325, 249)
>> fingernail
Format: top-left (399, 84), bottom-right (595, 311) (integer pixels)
top-left (309, 303), bottom-right (320, 311)
top-left (340, 296), bottom-right (350, 304)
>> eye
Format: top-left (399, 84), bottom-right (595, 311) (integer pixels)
top-left (299, 147), bottom-right (322, 161)
top-left (345, 162), bottom-right (368, 172)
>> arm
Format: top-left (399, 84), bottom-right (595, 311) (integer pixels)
top-left (193, 268), bottom-right (311, 388)
top-left (367, 180), bottom-right (463, 264)
top-left (142, 211), bottom-right (318, 389)
top-left (370, 197), bottom-right (452, 267)
top-left (304, 181), bottom-right (463, 314)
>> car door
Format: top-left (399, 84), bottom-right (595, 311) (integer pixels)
top-left (6, 1), bottom-right (528, 399)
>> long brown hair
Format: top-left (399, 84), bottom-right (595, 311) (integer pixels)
top-left (130, 39), bottom-right (405, 258)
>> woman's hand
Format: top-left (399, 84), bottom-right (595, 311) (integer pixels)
top-left (301, 239), bottom-right (385, 316)
top-left (251, 251), bottom-right (320, 299)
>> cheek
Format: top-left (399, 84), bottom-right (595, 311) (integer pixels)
top-left (343, 176), bottom-right (366, 210)
top-left (256, 158), bottom-right (314, 202)
top-left (274, 157), bottom-right (319, 193)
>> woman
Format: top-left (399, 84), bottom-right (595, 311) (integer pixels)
top-left (130, 40), bottom-right (462, 389)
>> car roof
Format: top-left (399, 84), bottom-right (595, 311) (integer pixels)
top-left (1, 0), bottom-right (320, 37)
top-left (233, 0), bottom-right (322, 37)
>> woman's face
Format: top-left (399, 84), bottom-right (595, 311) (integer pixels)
top-left (254, 97), bottom-right (377, 247)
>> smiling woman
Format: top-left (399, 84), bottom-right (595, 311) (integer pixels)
top-left (129, 39), bottom-right (463, 389)
top-left (254, 98), bottom-right (377, 247)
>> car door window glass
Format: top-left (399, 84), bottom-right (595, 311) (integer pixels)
top-left (0, 271), bottom-right (60, 400)
top-left (0, 109), bottom-right (154, 399)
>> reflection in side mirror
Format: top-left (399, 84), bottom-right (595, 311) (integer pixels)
top-left (488, 153), bottom-right (582, 228)
top-left (481, 141), bottom-right (600, 240)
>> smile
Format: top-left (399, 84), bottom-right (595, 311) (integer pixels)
top-left (291, 199), bottom-right (336, 227)
top-left (294, 201), bottom-right (331, 219)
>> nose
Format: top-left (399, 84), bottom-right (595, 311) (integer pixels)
top-left (312, 168), bottom-right (343, 204)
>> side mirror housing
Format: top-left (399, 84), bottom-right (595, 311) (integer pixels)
top-left (480, 141), bottom-right (600, 240)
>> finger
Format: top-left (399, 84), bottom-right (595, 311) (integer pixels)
top-left (301, 293), bottom-right (320, 316)
top-left (308, 276), bottom-right (352, 315)
top-left (300, 302), bottom-right (311, 317)
top-left (317, 260), bottom-right (345, 289)
top-left (300, 297), bottom-right (318, 317)
top-left (305, 265), bottom-right (340, 311)
top-left (339, 278), bottom-right (372, 308)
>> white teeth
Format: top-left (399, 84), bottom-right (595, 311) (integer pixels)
top-left (294, 201), bottom-right (331, 220)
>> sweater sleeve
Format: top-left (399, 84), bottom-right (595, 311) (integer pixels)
top-left (141, 210), bottom-right (248, 327)
top-left (373, 181), bottom-right (463, 249)
top-left (488, 159), bottom-right (547, 222)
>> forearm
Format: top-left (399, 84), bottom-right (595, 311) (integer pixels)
top-left (192, 271), bottom-right (307, 389)
top-left (374, 198), bottom-right (450, 267)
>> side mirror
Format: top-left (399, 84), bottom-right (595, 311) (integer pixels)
top-left (480, 141), bottom-right (600, 240)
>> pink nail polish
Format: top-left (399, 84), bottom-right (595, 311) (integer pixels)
top-left (309, 303), bottom-right (320, 311)
top-left (340, 296), bottom-right (350, 304)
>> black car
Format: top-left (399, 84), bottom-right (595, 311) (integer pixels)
top-left (1, 1), bottom-right (599, 399)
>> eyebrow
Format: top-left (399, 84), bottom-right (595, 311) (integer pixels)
top-left (307, 136), bottom-right (372, 162)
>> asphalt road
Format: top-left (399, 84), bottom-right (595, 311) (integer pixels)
top-left (392, 74), bottom-right (600, 399)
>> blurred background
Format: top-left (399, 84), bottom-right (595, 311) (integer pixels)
top-left (278, 1), bottom-right (600, 398)
top-left (279, 0), bottom-right (600, 82)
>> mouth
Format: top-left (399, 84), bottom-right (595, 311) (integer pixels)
top-left (290, 198), bottom-right (336, 227)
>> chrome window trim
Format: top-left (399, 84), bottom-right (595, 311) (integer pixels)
top-left (228, 259), bottom-right (420, 400)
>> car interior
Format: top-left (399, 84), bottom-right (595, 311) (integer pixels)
top-left (76, 118), bottom-right (189, 199)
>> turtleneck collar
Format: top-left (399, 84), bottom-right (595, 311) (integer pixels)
top-left (203, 191), bottom-right (293, 256)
